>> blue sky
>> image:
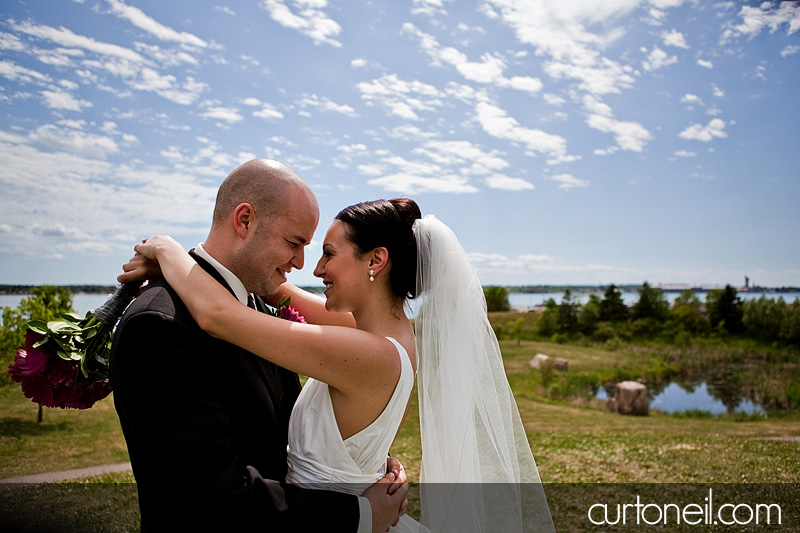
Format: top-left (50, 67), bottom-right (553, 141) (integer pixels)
top-left (0, 0), bottom-right (798, 288)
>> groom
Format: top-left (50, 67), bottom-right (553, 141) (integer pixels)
top-left (111, 159), bottom-right (407, 532)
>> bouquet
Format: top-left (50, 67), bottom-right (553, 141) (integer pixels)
top-left (7, 282), bottom-right (141, 409)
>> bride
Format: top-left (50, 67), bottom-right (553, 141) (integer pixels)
top-left (128, 198), bottom-right (554, 532)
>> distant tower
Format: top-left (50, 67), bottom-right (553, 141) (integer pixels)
top-left (745, 276), bottom-right (750, 290)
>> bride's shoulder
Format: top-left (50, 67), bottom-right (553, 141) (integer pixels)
top-left (384, 332), bottom-right (416, 373)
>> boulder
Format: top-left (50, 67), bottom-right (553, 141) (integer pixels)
top-left (612, 381), bottom-right (649, 416)
top-left (529, 354), bottom-right (550, 368)
top-left (554, 358), bottom-right (568, 371)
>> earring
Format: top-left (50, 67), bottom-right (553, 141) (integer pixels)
top-left (369, 269), bottom-right (375, 282)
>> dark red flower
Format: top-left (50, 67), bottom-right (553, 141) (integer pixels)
top-left (7, 330), bottom-right (111, 409)
top-left (279, 305), bottom-right (307, 324)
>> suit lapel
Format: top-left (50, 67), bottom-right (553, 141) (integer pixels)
top-left (188, 249), bottom-right (298, 408)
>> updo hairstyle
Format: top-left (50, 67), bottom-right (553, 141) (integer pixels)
top-left (335, 198), bottom-right (422, 300)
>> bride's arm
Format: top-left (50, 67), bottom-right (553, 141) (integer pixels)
top-left (132, 236), bottom-right (399, 395)
top-left (263, 283), bottom-right (356, 328)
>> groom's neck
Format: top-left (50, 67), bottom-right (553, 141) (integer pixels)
top-left (201, 237), bottom-right (237, 278)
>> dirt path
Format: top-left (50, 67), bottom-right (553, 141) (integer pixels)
top-left (0, 462), bottom-right (131, 491)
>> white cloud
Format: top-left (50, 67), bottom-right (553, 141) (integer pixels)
top-left (242, 97), bottom-right (262, 106)
top-left (583, 96), bottom-right (652, 152)
top-left (0, 60), bottom-right (52, 84)
top-left (781, 44), bottom-right (799, 57)
top-left (337, 143), bottom-right (367, 153)
top-left (411, 0), bottom-right (451, 17)
top-left (674, 150), bottom-right (697, 157)
top-left (214, 5), bottom-right (237, 16)
top-left (722, 1), bottom-right (800, 42)
top-left (662, 28), bottom-right (689, 48)
top-left (474, 102), bottom-right (576, 164)
top-left (0, 134), bottom-right (218, 259)
top-left (414, 140), bottom-right (507, 170)
top-left (12, 20), bottom-right (207, 105)
top-left (642, 46), bottom-right (678, 71)
top-left (679, 118), bottom-right (727, 141)
top-left (296, 94), bottom-right (356, 116)
top-left (0, 31), bottom-right (26, 52)
top-left (12, 20), bottom-right (145, 62)
top-left (105, 0), bottom-right (208, 48)
top-left (385, 124), bottom-right (439, 141)
top-left (485, 0), bottom-right (639, 96)
top-left (696, 58), bottom-right (714, 69)
top-left (551, 173), bottom-right (589, 189)
top-left (357, 74), bottom-right (444, 121)
top-left (485, 174), bottom-right (534, 191)
top-left (711, 83), bottom-right (725, 98)
top-left (261, 0), bottom-right (343, 47)
top-left (368, 173), bottom-right (478, 194)
top-left (201, 106), bottom-right (243, 124)
top-left (680, 93), bottom-right (702, 105)
top-left (403, 23), bottom-right (543, 95)
top-left (41, 88), bottom-right (92, 111)
top-left (359, 149), bottom-right (484, 194)
top-left (351, 58), bottom-right (367, 68)
top-left (543, 93), bottom-right (565, 106)
top-left (127, 68), bottom-right (207, 105)
top-left (29, 123), bottom-right (118, 158)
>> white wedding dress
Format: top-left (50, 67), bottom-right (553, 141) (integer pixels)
top-left (285, 337), bottom-right (426, 532)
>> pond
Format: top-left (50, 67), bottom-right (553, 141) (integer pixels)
top-left (596, 382), bottom-right (766, 415)
top-left (596, 374), bottom-right (766, 415)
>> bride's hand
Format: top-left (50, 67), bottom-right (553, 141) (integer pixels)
top-left (118, 252), bottom-right (162, 285)
top-left (133, 235), bottom-right (181, 260)
top-left (117, 235), bottom-right (182, 286)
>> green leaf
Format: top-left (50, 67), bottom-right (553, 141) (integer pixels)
top-left (47, 320), bottom-right (81, 333)
top-left (59, 313), bottom-right (83, 324)
top-left (32, 337), bottom-right (49, 348)
top-left (26, 320), bottom-right (48, 334)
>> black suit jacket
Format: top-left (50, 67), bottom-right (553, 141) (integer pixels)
top-left (110, 251), bottom-right (360, 531)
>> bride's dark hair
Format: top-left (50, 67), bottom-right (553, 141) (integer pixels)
top-left (335, 198), bottom-right (422, 300)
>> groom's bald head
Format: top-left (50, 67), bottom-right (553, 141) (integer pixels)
top-left (212, 159), bottom-right (313, 229)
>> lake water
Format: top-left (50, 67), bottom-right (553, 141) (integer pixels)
top-left (3, 289), bottom-right (797, 316)
top-left (0, 293), bottom-right (113, 317)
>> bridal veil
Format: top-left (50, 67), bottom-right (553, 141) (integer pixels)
top-left (413, 215), bottom-right (555, 532)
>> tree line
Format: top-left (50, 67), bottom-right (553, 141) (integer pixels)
top-left (485, 283), bottom-right (800, 347)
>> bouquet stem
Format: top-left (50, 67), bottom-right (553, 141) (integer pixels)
top-left (92, 281), bottom-right (142, 327)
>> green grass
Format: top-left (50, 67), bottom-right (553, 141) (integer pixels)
top-left (1, 334), bottom-right (799, 531)
top-left (0, 471), bottom-right (139, 532)
top-left (0, 387), bottom-right (129, 479)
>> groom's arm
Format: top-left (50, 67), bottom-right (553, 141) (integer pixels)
top-left (111, 297), bottom-right (363, 531)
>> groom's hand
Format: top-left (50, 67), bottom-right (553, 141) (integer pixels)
top-left (363, 472), bottom-right (409, 533)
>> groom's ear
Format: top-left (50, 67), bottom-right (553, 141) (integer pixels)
top-left (232, 203), bottom-right (256, 239)
top-left (369, 247), bottom-right (390, 275)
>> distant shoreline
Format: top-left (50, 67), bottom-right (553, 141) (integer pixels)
top-left (1, 283), bottom-right (798, 296)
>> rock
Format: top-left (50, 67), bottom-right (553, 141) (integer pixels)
top-left (613, 381), bottom-right (649, 416)
top-left (554, 358), bottom-right (568, 371)
top-left (607, 397), bottom-right (617, 412)
top-left (529, 354), bottom-right (550, 368)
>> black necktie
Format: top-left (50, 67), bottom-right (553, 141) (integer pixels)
top-left (247, 294), bottom-right (256, 309)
